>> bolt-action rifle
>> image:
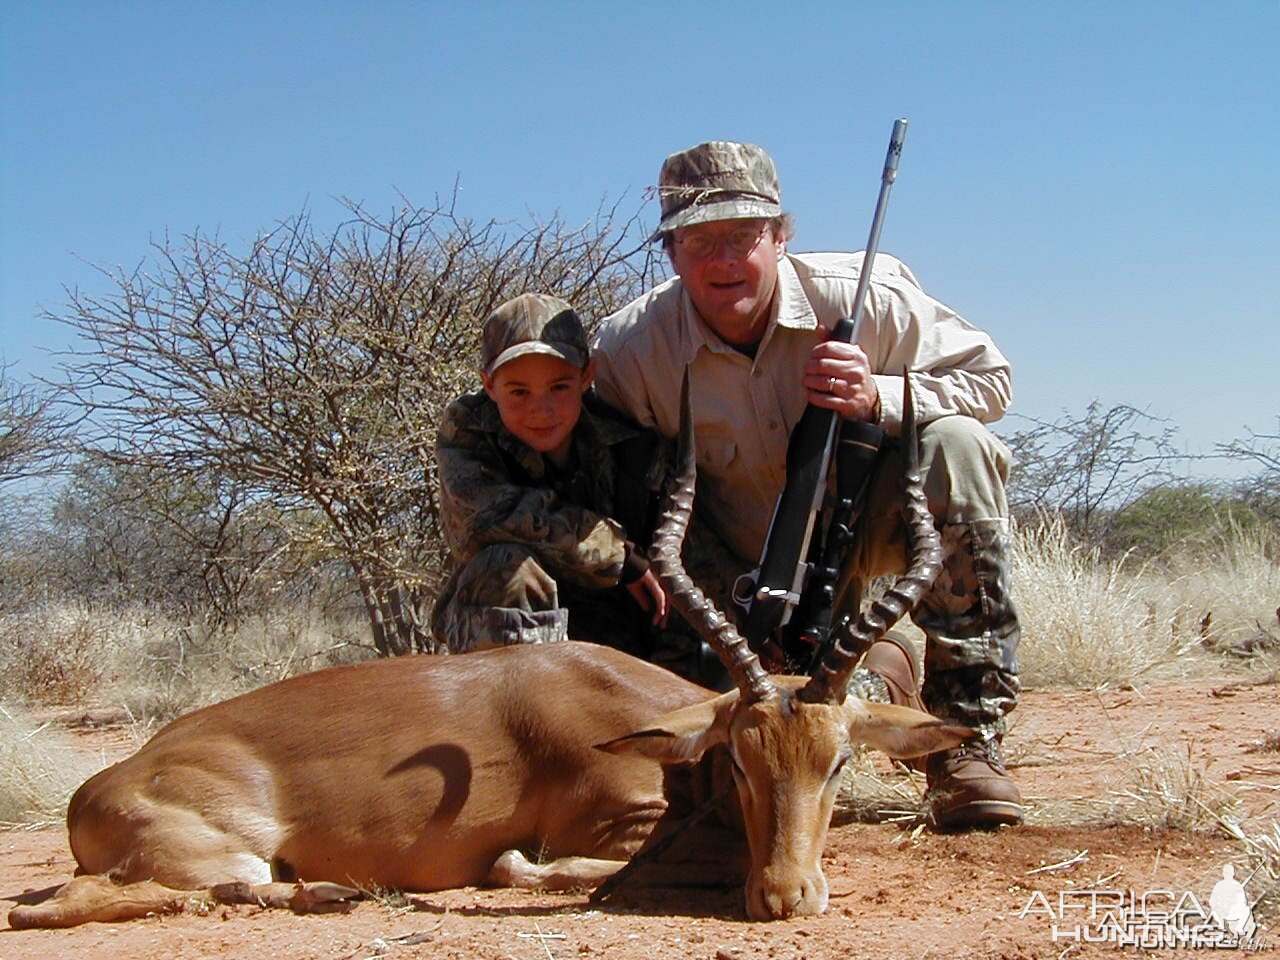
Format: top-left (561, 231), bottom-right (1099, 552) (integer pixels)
top-left (739, 119), bottom-right (908, 668)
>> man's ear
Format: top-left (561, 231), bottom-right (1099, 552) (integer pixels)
top-left (773, 227), bottom-right (787, 260)
top-left (596, 691), bottom-right (738, 764)
top-left (581, 358), bottom-right (596, 393)
top-left (481, 370), bottom-right (497, 401)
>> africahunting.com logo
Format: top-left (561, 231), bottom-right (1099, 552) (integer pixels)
top-left (1018, 862), bottom-right (1269, 950)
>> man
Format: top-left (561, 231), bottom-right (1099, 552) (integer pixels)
top-left (593, 140), bottom-right (1022, 830)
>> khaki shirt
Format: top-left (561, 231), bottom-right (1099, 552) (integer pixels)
top-left (592, 251), bottom-right (1012, 564)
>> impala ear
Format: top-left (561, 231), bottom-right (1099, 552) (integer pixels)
top-left (596, 691), bottom-right (739, 764)
top-left (844, 700), bottom-right (974, 759)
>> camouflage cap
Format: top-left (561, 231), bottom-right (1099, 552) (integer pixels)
top-left (482, 293), bottom-right (589, 376)
top-left (653, 140), bottom-right (781, 237)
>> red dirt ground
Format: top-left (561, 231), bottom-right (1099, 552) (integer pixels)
top-left (2, 679), bottom-right (1277, 960)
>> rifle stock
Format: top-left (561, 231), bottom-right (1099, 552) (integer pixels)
top-left (740, 120), bottom-right (908, 660)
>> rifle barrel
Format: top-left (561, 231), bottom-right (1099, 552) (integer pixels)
top-left (741, 119), bottom-right (909, 656)
top-left (840, 118), bottom-right (907, 346)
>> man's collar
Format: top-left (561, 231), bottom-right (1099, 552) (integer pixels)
top-left (774, 253), bottom-right (819, 331)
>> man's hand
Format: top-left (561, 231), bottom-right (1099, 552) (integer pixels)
top-left (803, 336), bottom-right (880, 422)
top-left (626, 569), bottom-right (670, 627)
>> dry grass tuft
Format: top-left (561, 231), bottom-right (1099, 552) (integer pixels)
top-left (834, 754), bottom-right (926, 823)
top-left (354, 882), bottom-right (416, 914)
top-left (0, 600), bottom-right (372, 722)
top-left (1104, 743), bottom-right (1243, 835)
top-left (0, 603), bottom-right (119, 704)
top-left (1164, 523), bottom-right (1280, 659)
top-left (1014, 515), bottom-right (1217, 689)
top-left (0, 705), bottom-right (102, 827)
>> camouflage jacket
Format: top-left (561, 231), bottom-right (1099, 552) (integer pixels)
top-left (436, 390), bottom-right (667, 591)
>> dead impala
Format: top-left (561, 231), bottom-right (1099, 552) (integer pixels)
top-left (9, 378), bottom-right (967, 928)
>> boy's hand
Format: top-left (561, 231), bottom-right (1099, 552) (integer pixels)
top-left (626, 569), bottom-right (670, 627)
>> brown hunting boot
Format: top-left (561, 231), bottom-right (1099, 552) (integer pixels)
top-left (861, 632), bottom-right (931, 772)
top-left (925, 738), bottom-right (1023, 830)
top-left (861, 630), bottom-right (925, 713)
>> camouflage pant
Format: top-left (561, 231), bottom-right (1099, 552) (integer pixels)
top-left (833, 415), bottom-right (1021, 742)
top-left (430, 543), bottom-right (653, 658)
top-left (431, 539), bottom-right (765, 691)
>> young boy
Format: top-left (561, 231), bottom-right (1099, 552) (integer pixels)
top-left (430, 293), bottom-right (669, 656)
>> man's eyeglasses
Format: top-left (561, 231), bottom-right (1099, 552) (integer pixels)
top-left (672, 223), bottom-right (770, 260)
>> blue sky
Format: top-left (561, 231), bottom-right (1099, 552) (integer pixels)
top-left (3, 1), bottom-right (1277, 478)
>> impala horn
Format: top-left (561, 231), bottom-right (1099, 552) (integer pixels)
top-left (650, 370), bottom-right (776, 702)
top-left (799, 371), bottom-right (943, 705)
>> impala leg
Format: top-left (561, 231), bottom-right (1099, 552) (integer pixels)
top-left (488, 849), bottom-right (627, 891)
top-left (8, 874), bottom-right (363, 929)
top-left (7, 874), bottom-right (194, 929)
top-left (209, 880), bottom-right (361, 914)
top-left (489, 826), bottom-right (748, 896)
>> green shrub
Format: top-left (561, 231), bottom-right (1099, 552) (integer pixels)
top-left (1106, 483), bottom-right (1277, 561)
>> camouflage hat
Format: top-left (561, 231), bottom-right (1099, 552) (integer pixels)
top-left (653, 140), bottom-right (781, 237)
top-left (482, 293), bottom-right (589, 376)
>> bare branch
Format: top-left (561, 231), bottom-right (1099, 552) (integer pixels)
top-left (999, 402), bottom-right (1182, 541)
top-left (1218, 420), bottom-right (1280, 475)
top-left (0, 365), bottom-right (68, 485)
top-left (48, 194), bottom-right (658, 653)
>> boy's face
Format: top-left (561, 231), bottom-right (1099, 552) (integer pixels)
top-left (483, 353), bottom-right (594, 466)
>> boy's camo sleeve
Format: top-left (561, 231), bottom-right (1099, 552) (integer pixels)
top-left (436, 399), bottom-right (629, 591)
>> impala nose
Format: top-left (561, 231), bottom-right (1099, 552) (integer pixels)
top-left (748, 868), bottom-right (829, 920)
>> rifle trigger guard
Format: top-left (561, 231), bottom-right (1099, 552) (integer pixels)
top-left (732, 570), bottom-right (760, 609)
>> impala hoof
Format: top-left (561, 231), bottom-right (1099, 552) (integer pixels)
top-left (291, 882), bottom-right (360, 914)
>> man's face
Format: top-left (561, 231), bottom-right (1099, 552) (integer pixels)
top-left (668, 218), bottom-right (784, 347)
top-left (483, 353), bottom-right (593, 466)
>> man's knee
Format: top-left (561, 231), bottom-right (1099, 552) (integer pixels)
top-left (918, 416), bottom-right (1011, 522)
top-left (837, 416), bottom-right (1012, 600)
